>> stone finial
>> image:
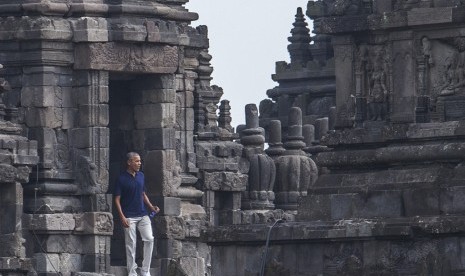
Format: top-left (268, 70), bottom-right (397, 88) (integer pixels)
top-left (302, 124), bottom-right (315, 148)
top-left (265, 120), bottom-right (285, 157)
top-left (241, 104), bottom-right (265, 150)
top-left (314, 117), bottom-right (329, 141)
top-left (245, 104), bottom-right (259, 129)
top-left (275, 107), bottom-right (318, 210)
top-left (218, 99), bottom-right (233, 132)
top-left (288, 7), bottom-right (312, 65)
top-left (284, 107), bottom-right (306, 152)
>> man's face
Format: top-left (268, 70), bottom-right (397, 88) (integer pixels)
top-left (127, 155), bottom-right (141, 172)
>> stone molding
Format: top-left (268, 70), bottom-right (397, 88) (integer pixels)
top-left (74, 42), bottom-right (178, 73)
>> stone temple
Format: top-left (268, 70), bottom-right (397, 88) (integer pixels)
top-left (2, 0), bottom-right (465, 275)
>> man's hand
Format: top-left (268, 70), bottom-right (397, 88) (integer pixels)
top-left (120, 216), bottom-right (130, 228)
top-left (150, 205), bottom-right (160, 214)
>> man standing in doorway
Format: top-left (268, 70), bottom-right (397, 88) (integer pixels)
top-left (114, 152), bottom-right (160, 276)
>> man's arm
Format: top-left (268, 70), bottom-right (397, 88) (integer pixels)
top-left (143, 192), bottom-right (160, 213)
top-left (114, 195), bottom-right (129, 228)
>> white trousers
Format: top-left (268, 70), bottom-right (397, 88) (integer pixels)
top-left (123, 215), bottom-right (154, 276)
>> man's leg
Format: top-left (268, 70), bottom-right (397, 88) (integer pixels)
top-left (123, 218), bottom-right (139, 276)
top-left (138, 215), bottom-right (154, 276)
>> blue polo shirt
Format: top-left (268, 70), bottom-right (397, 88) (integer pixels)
top-left (114, 171), bottom-right (148, 218)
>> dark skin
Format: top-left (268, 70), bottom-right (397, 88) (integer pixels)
top-left (114, 154), bottom-right (160, 228)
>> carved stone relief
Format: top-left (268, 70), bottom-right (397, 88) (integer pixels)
top-left (354, 43), bottom-right (391, 122)
top-left (74, 42), bottom-right (179, 74)
top-left (419, 36), bottom-right (465, 121)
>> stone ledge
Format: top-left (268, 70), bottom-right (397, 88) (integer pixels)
top-left (0, 257), bottom-right (33, 272)
top-left (203, 215), bottom-right (465, 244)
top-left (0, 3), bottom-right (198, 22)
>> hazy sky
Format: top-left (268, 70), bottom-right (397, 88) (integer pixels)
top-left (186, 0), bottom-right (312, 127)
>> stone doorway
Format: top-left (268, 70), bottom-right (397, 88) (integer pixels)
top-left (108, 73), bottom-right (165, 267)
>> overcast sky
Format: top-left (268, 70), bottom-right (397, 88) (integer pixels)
top-left (186, 0), bottom-right (312, 127)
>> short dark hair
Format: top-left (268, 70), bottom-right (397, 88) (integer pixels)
top-left (126, 152), bottom-right (140, 162)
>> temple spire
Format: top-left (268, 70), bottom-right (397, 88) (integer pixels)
top-left (288, 7), bottom-right (312, 65)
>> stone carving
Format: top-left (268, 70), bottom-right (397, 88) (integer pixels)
top-left (243, 153), bottom-right (276, 209)
top-left (205, 103), bottom-right (218, 129)
top-left (203, 171), bottom-right (247, 191)
top-left (354, 44), bottom-right (390, 122)
top-left (288, 7), bottom-right (312, 65)
top-left (74, 212), bottom-right (113, 235)
top-left (421, 36), bottom-right (434, 66)
top-left (218, 99), bottom-right (233, 132)
top-left (76, 155), bottom-right (98, 194)
top-left (0, 163), bottom-right (16, 183)
top-left (368, 56), bottom-right (388, 120)
top-left (265, 120), bottom-right (285, 157)
top-left (74, 42), bottom-right (179, 73)
top-left (56, 130), bottom-right (71, 170)
top-left (437, 38), bottom-right (465, 96)
top-left (96, 213), bottom-right (113, 233)
top-left (241, 104), bottom-right (276, 210)
top-left (274, 107), bottom-right (318, 210)
top-left (259, 99), bottom-right (277, 119)
top-left (308, 0), bottom-right (370, 17)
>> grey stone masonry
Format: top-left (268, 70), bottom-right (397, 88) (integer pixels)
top-left (0, 88), bottom-right (38, 275)
top-left (0, 0), bottom-right (212, 275)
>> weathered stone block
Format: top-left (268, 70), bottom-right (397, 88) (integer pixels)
top-left (25, 107), bottom-right (63, 128)
top-left (144, 149), bottom-right (180, 196)
top-left (81, 194), bottom-right (112, 213)
top-left (21, 86), bottom-right (57, 107)
top-left (31, 213), bottom-right (75, 231)
top-left (134, 103), bottom-right (176, 129)
top-left (70, 127), bottom-right (109, 149)
top-left (109, 18), bottom-right (147, 41)
top-left (74, 212), bottom-right (113, 235)
top-left (34, 253), bottom-right (60, 273)
top-left (217, 210), bottom-right (241, 225)
top-left (22, 71), bottom-right (62, 87)
top-left (441, 186), bottom-right (465, 215)
top-left (75, 85), bottom-right (109, 105)
top-left (81, 253), bottom-right (110, 273)
top-left (352, 191), bottom-right (403, 219)
top-left (0, 233), bottom-right (24, 257)
top-left (0, 203), bottom-right (22, 235)
top-left (81, 236), bottom-right (111, 255)
top-left (37, 235), bottom-right (81, 254)
top-left (177, 91), bottom-right (194, 108)
top-left (132, 128), bottom-right (176, 151)
top-left (179, 257), bottom-right (205, 276)
top-left (185, 220), bottom-right (203, 238)
top-left (131, 88), bottom-right (176, 104)
top-left (28, 127), bottom-right (56, 149)
top-left (177, 107), bottom-right (195, 131)
top-left (403, 188), bottom-right (440, 217)
top-left (0, 182), bottom-right (23, 205)
top-left (152, 196), bottom-right (181, 216)
top-left (0, 256), bottom-right (34, 271)
top-left (296, 194), bottom-right (331, 221)
top-left (203, 172), bottom-right (247, 191)
top-left (15, 17), bottom-right (72, 41)
top-left (0, 164), bottom-right (16, 183)
top-left (62, 107), bottom-right (78, 129)
top-left (154, 216), bottom-right (185, 239)
top-left (74, 42), bottom-right (178, 74)
top-left (72, 17), bottom-right (109, 42)
top-left (157, 238), bottom-right (182, 259)
top-left (24, 196), bottom-right (82, 214)
top-left (78, 104), bottom-right (109, 127)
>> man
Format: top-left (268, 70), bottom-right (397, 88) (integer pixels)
top-left (114, 152), bottom-right (160, 276)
